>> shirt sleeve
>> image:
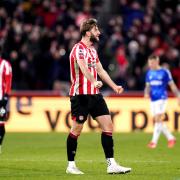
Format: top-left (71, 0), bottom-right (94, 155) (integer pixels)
top-left (145, 71), bottom-right (150, 83)
top-left (165, 69), bottom-right (173, 83)
top-left (3, 61), bottom-right (12, 95)
top-left (75, 44), bottom-right (85, 61)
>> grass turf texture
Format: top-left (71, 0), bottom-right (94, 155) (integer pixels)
top-left (0, 132), bottom-right (180, 180)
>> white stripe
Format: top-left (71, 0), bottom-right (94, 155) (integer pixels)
top-left (91, 73), bottom-right (93, 94)
top-left (165, 68), bottom-right (172, 80)
top-left (74, 60), bottom-right (79, 95)
top-left (83, 78), bottom-right (87, 94)
top-left (89, 49), bottom-right (94, 94)
top-left (83, 49), bottom-right (88, 94)
top-left (90, 48), bottom-right (97, 94)
top-left (4, 61), bottom-right (11, 75)
top-left (84, 48), bottom-right (88, 94)
top-left (0, 60), bottom-right (6, 99)
top-left (0, 158), bottom-right (171, 164)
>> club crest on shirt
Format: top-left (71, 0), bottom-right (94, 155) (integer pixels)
top-left (79, 116), bottom-right (84, 121)
top-left (157, 75), bottom-right (162, 80)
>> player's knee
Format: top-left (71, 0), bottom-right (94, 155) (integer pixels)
top-left (154, 114), bottom-right (164, 122)
top-left (70, 129), bottom-right (82, 136)
top-left (71, 126), bottom-right (83, 136)
top-left (103, 122), bottom-right (113, 132)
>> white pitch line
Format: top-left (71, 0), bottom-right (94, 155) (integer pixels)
top-left (0, 159), bottom-right (174, 164)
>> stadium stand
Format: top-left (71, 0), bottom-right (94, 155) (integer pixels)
top-left (0, 0), bottom-right (179, 94)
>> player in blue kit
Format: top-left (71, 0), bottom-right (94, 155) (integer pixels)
top-left (144, 55), bottom-right (180, 148)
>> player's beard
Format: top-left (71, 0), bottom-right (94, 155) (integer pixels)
top-left (90, 33), bottom-right (99, 43)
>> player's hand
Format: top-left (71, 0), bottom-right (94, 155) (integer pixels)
top-left (113, 86), bottom-right (124, 94)
top-left (144, 94), bottom-right (149, 98)
top-left (177, 97), bottom-right (180, 106)
top-left (0, 94), bottom-right (9, 107)
top-left (94, 81), bottom-right (103, 88)
top-left (0, 107), bottom-right (7, 121)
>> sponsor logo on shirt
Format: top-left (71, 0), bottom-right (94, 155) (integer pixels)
top-left (150, 80), bottom-right (163, 85)
top-left (88, 62), bottom-right (96, 68)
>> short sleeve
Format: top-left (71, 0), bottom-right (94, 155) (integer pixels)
top-left (3, 60), bottom-right (12, 94)
top-left (75, 45), bottom-right (85, 61)
top-left (145, 71), bottom-right (150, 83)
top-left (165, 69), bottom-right (173, 83)
top-left (5, 61), bottom-right (12, 75)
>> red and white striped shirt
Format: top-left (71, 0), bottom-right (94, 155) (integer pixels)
top-left (0, 58), bottom-right (12, 100)
top-left (69, 41), bottom-right (99, 96)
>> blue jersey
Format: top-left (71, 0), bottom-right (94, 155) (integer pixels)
top-left (145, 68), bottom-right (173, 101)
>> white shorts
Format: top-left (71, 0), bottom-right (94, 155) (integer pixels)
top-left (150, 99), bottom-right (167, 116)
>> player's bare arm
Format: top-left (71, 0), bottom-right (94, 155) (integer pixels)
top-left (77, 58), bottom-right (103, 88)
top-left (96, 61), bottom-right (123, 94)
top-left (169, 81), bottom-right (180, 105)
top-left (144, 83), bottom-right (150, 98)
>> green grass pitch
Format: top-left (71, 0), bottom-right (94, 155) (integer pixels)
top-left (0, 132), bottom-right (180, 180)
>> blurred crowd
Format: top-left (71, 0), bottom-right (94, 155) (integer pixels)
top-left (0, 0), bottom-right (180, 94)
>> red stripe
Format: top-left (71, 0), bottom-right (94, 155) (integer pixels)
top-left (87, 55), bottom-right (91, 94)
top-left (79, 41), bottom-right (87, 48)
top-left (0, 60), bottom-right (4, 98)
top-left (94, 67), bottom-right (96, 94)
top-left (69, 132), bottom-right (79, 139)
top-left (69, 46), bottom-right (76, 96)
top-left (79, 70), bottom-right (84, 94)
top-left (69, 84), bottom-right (74, 96)
top-left (72, 116), bottom-right (76, 121)
top-left (77, 44), bottom-right (85, 94)
top-left (102, 131), bottom-right (113, 136)
top-left (4, 61), bottom-right (12, 94)
top-left (95, 53), bottom-right (99, 94)
top-left (88, 49), bottom-right (97, 94)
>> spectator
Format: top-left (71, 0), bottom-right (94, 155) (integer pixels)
top-left (0, 0), bottom-right (179, 93)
